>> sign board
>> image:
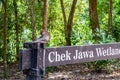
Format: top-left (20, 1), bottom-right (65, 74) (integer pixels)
top-left (20, 42), bottom-right (120, 80)
top-left (45, 43), bottom-right (120, 67)
top-left (20, 42), bottom-right (120, 69)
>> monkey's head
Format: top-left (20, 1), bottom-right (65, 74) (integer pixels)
top-left (40, 29), bottom-right (49, 35)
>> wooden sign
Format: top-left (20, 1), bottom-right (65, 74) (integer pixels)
top-left (45, 42), bottom-right (120, 67)
top-left (21, 42), bottom-right (120, 70)
top-left (20, 42), bottom-right (120, 80)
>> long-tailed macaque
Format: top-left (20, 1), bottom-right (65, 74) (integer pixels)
top-left (35, 29), bottom-right (50, 43)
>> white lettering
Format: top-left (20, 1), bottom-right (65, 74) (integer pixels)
top-left (48, 50), bottom-right (71, 62)
top-left (66, 51), bottom-right (71, 60)
top-left (96, 47), bottom-right (120, 57)
top-left (48, 51), bottom-right (55, 63)
top-left (73, 50), bottom-right (94, 60)
top-left (61, 54), bottom-right (65, 61)
top-left (56, 51), bottom-right (60, 62)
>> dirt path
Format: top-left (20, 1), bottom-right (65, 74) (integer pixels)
top-left (1, 63), bottom-right (120, 80)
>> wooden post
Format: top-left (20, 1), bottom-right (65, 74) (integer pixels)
top-left (20, 42), bottom-right (46, 80)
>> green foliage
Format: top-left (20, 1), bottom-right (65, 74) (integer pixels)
top-left (46, 67), bottom-right (55, 73)
top-left (112, 15), bottom-right (120, 41)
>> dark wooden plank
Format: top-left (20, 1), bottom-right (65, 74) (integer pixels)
top-left (45, 42), bottom-right (120, 67)
top-left (24, 42), bottom-right (45, 49)
top-left (24, 42), bottom-right (38, 49)
top-left (21, 42), bottom-right (120, 69)
top-left (20, 49), bottom-right (31, 70)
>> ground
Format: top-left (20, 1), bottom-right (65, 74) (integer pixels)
top-left (1, 63), bottom-right (120, 80)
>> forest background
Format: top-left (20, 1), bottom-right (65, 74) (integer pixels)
top-left (0, 0), bottom-right (120, 79)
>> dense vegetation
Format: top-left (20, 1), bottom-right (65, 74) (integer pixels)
top-left (0, 0), bottom-right (120, 79)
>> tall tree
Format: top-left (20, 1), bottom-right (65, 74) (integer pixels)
top-left (60, 0), bottom-right (77, 46)
top-left (89, 0), bottom-right (99, 41)
top-left (13, 0), bottom-right (19, 61)
top-left (3, 0), bottom-right (8, 78)
top-left (43, 0), bottom-right (48, 30)
top-left (30, 0), bottom-right (36, 41)
top-left (107, 0), bottom-right (112, 35)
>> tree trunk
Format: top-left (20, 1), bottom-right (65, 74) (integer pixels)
top-left (43, 0), bottom-right (48, 30)
top-left (66, 0), bottom-right (77, 46)
top-left (3, 0), bottom-right (8, 78)
top-left (60, 0), bottom-right (77, 46)
top-left (107, 0), bottom-right (112, 35)
top-left (60, 0), bottom-right (67, 45)
top-left (30, 0), bottom-right (36, 41)
top-left (89, 0), bottom-right (99, 40)
top-left (13, 0), bottom-right (19, 61)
